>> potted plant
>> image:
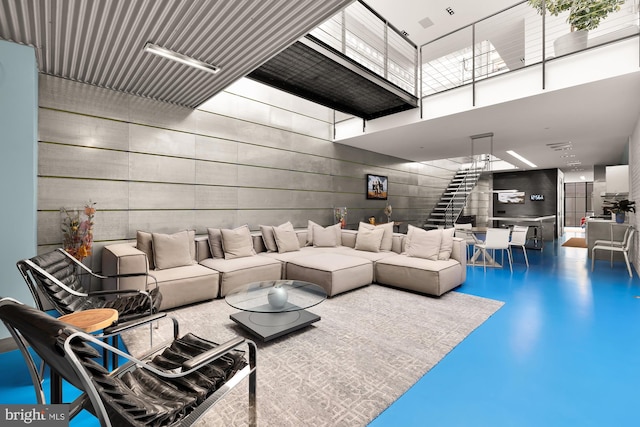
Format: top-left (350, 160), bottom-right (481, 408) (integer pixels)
top-left (607, 199), bottom-right (635, 223)
top-left (527, 0), bottom-right (626, 55)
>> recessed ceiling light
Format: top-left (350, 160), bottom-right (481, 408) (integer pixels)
top-left (506, 150), bottom-right (537, 168)
top-left (445, 7), bottom-right (455, 15)
top-left (580, 176), bottom-right (586, 180)
top-left (143, 42), bottom-right (220, 74)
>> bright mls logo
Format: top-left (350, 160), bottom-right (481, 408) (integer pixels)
top-left (1, 405), bottom-right (68, 426)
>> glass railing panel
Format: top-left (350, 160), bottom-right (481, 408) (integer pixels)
top-left (420, 0), bottom-right (639, 100)
top-left (421, 26), bottom-right (473, 96)
top-left (387, 29), bottom-right (417, 94)
top-left (309, 1), bottom-right (417, 96)
top-left (310, 14), bottom-right (343, 52)
top-left (474, 2), bottom-right (541, 82)
top-left (344, 2), bottom-right (386, 77)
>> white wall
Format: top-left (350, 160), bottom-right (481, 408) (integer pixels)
top-left (0, 41), bottom-right (38, 339)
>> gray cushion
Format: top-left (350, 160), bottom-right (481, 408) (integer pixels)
top-left (405, 225), bottom-right (441, 261)
top-left (273, 222), bottom-right (300, 253)
top-left (206, 228), bottom-right (224, 259)
top-left (359, 221), bottom-right (394, 251)
top-left (355, 227), bottom-right (385, 252)
top-left (439, 227), bottom-right (456, 260)
top-left (313, 224), bottom-right (339, 247)
top-left (136, 230), bottom-right (155, 270)
top-left (152, 230), bottom-right (194, 270)
top-left (260, 224), bottom-right (278, 252)
top-left (221, 225), bottom-right (256, 259)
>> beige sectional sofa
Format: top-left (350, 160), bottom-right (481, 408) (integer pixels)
top-left (102, 222), bottom-right (466, 311)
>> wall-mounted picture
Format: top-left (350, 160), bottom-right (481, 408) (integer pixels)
top-left (367, 174), bottom-right (388, 200)
top-left (497, 191), bottom-right (525, 204)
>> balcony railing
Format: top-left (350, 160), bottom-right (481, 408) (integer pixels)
top-left (310, 0), bottom-right (418, 96)
top-left (421, 0), bottom-right (640, 99)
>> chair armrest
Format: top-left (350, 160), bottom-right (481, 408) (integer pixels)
top-left (102, 244), bottom-right (150, 292)
top-left (183, 336), bottom-right (245, 370)
top-left (104, 313), bottom-right (179, 340)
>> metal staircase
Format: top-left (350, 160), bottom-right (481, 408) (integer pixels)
top-left (424, 163), bottom-right (485, 230)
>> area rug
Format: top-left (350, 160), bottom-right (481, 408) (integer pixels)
top-left (562, 237), bottom-right (588, 248)
top-left (122, 285), bottom-right (503, 426)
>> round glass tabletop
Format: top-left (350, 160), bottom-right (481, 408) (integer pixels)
top-left (225, 280), bottom-right (327, 313)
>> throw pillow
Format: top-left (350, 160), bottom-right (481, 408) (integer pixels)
top-left (307, 220), bottom-right (341, 246)
top-left (273, 222), bottom-right (300, 253)
top-left (306, 220), bottom-right (321, 246)
top-left (152, 230), bottom-right (194, 270)
top-left (439, 227), bottom-right (456, 260)
top-left (359, 221), bottom-right (394, 251)
top-left (259, 224), bottom-right (279, 252)
top-left (187, 229), bottom-right (196, 261)
top-left (136, 230), bottom-right (155, 270)
top-left (355, 227), bottom-right (385, 252)
top-left (312, 224), bottom-right (338, 247)
top-left (221, 225), bottom-right (256, 259)
top-left (405, 226), bottom-right (441, 261)
top-left (207, 228), bottom-right (224, 259)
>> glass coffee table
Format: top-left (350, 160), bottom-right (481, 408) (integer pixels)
top-left (225, 280), bottom-right (327, 342)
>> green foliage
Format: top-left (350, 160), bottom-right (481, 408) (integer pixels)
top-left (604, 199), bottom-right (636, 213)
top-left (527, 0), bottom-right (626, 31)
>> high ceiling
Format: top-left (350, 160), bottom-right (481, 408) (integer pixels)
top-left (341, 0), bottom-right (640, 176)
top-left (1, 0), bottom-right (638, 175)
top-left (0, 0), bottom-right (353, 108)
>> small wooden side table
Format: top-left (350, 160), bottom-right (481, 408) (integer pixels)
top-left (58, 308), bottom-right (118, 333)
top-left (52, 308), bottom-right (119, 404)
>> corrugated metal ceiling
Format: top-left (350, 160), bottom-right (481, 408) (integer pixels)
top-left (0, 0), bottom-right (354, 108)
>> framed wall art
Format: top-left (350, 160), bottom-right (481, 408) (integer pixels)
top-left (366, 174), bottom-right (388, 200)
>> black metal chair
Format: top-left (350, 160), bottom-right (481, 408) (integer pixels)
top-left (17, 248), bottom-right (162, 323)
top-left (0, 298), bottom-right (257, 427)
top-left (17, 248), bottom-right (169, 369)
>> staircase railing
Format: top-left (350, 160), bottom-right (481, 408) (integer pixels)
top-left (431, 154), bottom-right (489, 229)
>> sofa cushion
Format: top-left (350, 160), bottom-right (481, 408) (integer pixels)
top-left (206, 228), bottom-right (224, 259)
top-left (307, 221), bottom-right (341, 246)
top-left (405, 225), bottom-right (441, 261)
top-left (273, 222), bottom-right (300, 253)
top-left (149, 264), bottom-right (219, 310)
top-left (375, 254), bottom-right (462, 296)
top-left (200, 256), bottom-right (282, 297)
top-left (355, 227), bottom-right (385, 252)
top-left (221, 225), bottom-right (256, 259)
top-left (152, 231), bottom-right (195, 270)
top-left (439, 227), bottom-right (456, 260)
top-left (259, 224), bottom-right (278, 252)
top-left (313, 225), bottom-right (338, 247)
top-left (359, 222), bottom-right (394, 251)
top-left (285, 254), bottom-right (373, 297)
top-left (136, 231), bottom-right (155, 270)
top-left (259, 222), bottom-right (293, 252)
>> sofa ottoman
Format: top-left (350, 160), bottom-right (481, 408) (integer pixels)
top-left (374, 255), bottom-right (463, 296)
top-left (200, 256), bottom-right (282, 297)
top-left (285, 254), bottom-right (373, 297)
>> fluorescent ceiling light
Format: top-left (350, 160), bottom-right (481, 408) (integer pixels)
top-left (144, 42), bottom-right (220, 74)
top-left (506, 150), bottom-right (537, 168)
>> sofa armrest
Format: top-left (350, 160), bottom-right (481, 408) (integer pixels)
top-left (102, 243), bottom-right (149, 292)
top-left (451, 237), bottom-right (467, 282)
